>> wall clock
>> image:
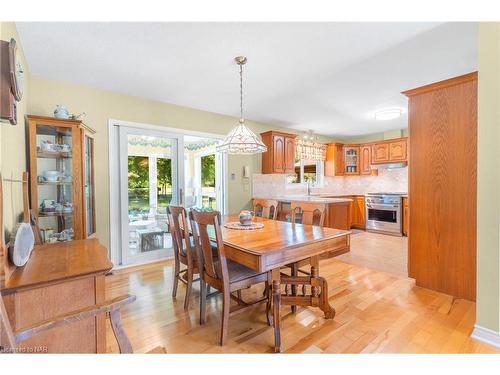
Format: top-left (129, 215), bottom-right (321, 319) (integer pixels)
top-left (9, 38), bottom-right (24, 101)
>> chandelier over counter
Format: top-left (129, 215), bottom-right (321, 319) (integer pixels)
top-left (295, 130), bottom-right (326, 161)
top-left (216, 56), bottom-right (267, 155)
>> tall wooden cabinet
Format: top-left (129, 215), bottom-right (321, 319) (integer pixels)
top-left (261, 131), bottom-right (296, 174)
top-left (26, 115), bottom-right (96, 243)
top-left (403, 72), bottom-right (477, 301)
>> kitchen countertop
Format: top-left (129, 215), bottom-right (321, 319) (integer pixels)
top-left (254, 195), bottom-right (352, 204)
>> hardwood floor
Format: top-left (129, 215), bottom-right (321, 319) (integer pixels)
top-left (105, 240), bottom-right (497, 354)
top-left (336, 231), bottom-right (408, 277)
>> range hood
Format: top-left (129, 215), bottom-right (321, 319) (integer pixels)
top-left (373, 161), bottom-right (408, 169)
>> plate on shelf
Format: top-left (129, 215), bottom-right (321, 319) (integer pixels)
top-left (9, 222), bottom-right (35, 266)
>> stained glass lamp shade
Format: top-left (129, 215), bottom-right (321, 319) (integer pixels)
top-left (216, 56), bottom-right (267, 155)
top-left (217, 120), bottom-right (267, 154)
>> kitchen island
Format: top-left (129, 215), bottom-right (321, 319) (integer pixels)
top-left (254, 195), bottom-right (352, 231)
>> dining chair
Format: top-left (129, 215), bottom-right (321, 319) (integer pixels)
top-left (290, 201), bottom-right (326, 226)
top-left (287, 202), bottom-right (327, 313)
top-left (189, 209), bottom-right (269, 346)
top-left (253, 198), bottom-right (279, 220)
top-left (167, 205), bottom-right (202, 311)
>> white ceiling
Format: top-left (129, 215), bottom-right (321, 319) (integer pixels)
top-left (16, 22), bottom-right (478, 137)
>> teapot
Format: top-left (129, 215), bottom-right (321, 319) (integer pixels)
top-left (54, 105), bottom-right (70, 119)
top-left (239, 210), bottom-right (254, 226)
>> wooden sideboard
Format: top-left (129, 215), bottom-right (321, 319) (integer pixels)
top-left (1, 239), bottom-right (112, 353)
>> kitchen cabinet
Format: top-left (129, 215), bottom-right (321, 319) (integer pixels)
top-left (343, 146), bottom-right (360, 175)
top-left (331, 195), bottom-right (366, 229)
top-left (284, 136), bottom-right (296, 173)
top-left (26, 115), bottom-right (96, 243)
top-left (261, 131), bottom-right (297, 174)
top-left (371, 143), bottom-right (390, 163)
top-left (327, 138), bottom-right (409, 177)
top-left (371, 138), bottom-right (408, 164)
top-left (325, 143), bottom-right (344, 177)
top-left (389, 139), bottom-right (407, 161)
top-left (360, 145), bottom-right (372, 175)
top-left (402, 196), bottom-right (409, 236)
top-left (351, 196), bottom-right (366, 229)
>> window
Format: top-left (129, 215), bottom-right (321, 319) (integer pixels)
top-left (287, 158), bottom-right (324, 185)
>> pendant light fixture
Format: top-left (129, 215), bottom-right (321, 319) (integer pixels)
top-left (216, 56), bottom-right (267, 154)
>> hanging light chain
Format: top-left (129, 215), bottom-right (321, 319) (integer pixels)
top-left (239, 62), bottom-right (244, 121)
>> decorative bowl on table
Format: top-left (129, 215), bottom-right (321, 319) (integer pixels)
top-left (238, 210), bottom-right (255, 226)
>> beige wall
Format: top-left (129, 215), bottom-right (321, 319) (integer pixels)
top-left (338, 128), bottom-right (407, 144)
top-left (476, 22), bottom-right (500, 333)
top-left (0, 22), bottom-right (30, 241)
top-left (28, 75), bottom-right (332, 250)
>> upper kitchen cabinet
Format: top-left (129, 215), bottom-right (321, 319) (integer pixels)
top-left (326, 142), bottom-right (378, 177)
top-left (343, 145), bottom-right (360, 175)
top-left (389, 139), bottom-right (407, 161)
top-left (261, 131), bottom-right (297, 174)
top-left (325, 143), bottom-right (344, 177)
top-left (371, 138), bottom-right (408, 164)
top-left (359, 145), bottom-right (372, 175)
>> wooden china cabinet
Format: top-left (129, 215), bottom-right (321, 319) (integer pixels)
top-left (26, 115), bottom-right (96, 243)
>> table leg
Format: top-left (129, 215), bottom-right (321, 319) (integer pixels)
top-left (310, 256), bottom-right (335, 319)
top-left (271, 268), bottom-right (281, 353)
top-left (266, 271), bottom-right (273, 326)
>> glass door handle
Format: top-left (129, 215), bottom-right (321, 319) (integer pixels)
top-left (179, 188), bottom-right (183, 205)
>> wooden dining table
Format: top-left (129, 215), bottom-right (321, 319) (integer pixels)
top-left (210, 215), bottom-right (351, 352)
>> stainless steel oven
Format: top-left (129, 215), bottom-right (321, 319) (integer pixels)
top-left (365, 193), bottom-right (404, 236)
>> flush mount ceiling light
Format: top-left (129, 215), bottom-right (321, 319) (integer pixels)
top-left (374, 108), bottom-right (403, 121)
top-left (217, 56), bottom-right (267, 155)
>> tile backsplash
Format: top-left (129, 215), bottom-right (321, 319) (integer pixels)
top-left (252, 167), bottom-right (408, 197)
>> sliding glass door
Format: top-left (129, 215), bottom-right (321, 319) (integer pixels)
top-left (115, 125), bottom-right (225, 266)
top-left (183, 136), bottom-right (224, 211)
top-left (118, 126), bottom-right (182, 265)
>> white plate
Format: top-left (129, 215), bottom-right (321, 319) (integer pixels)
top-left (11, 223), bottom-right (35, 266)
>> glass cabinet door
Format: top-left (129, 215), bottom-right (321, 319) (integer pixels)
top-left (34, 123), bottom-right (78, 243)
top-left (83, 133), bottom-right (96, 237)
top-left (344, 146), bottom-right (359, 174)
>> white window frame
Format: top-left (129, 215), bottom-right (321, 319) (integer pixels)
top-left (287, 160), bottom-right (325, 187)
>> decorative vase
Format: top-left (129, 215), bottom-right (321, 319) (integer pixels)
top-left (239, 210), bottom-right (254, 226)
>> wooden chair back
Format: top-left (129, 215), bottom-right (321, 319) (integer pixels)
top-left (167, 206), bottom-right (195, 264)
top-left (253, 199), bottom-right (279, 220)
top-left (291, 202), bottom-right (326, 227)
top-left (189, 210), bottom-right (227, 290)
